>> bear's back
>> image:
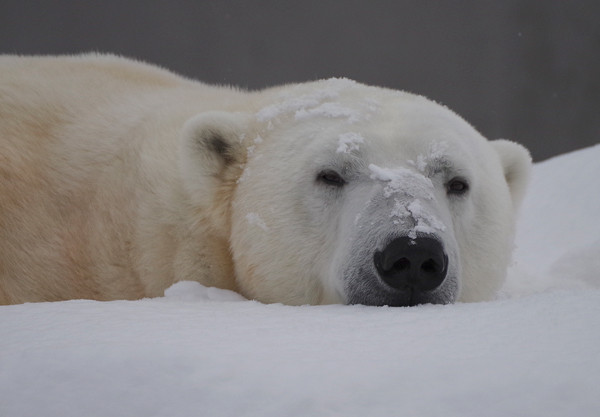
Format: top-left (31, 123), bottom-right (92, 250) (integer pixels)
top-left (0, 55), bottom-right (202, 304)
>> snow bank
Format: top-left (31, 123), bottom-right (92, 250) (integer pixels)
top-left (504, 143), bottom-right (600, 297)
top-left (2, 145), bottom-right (600, 417)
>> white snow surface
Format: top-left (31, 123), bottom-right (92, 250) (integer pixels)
top-left (2, 145), bottom-right (600, 417)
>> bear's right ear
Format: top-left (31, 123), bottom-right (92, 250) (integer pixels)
top-left (179, 111), bottom-right (252, 205)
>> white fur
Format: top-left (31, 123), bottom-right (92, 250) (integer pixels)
top-left (229, 79), bottom-right (531, 305)
top-left (0, 54), bottom-right (531, 305)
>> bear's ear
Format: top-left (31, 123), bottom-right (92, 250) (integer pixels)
top-left (179, 111), bottom-right (252, 205)
top-left (490, 139), bottom-right (532, 209)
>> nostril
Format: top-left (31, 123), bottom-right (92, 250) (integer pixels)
top-left (374, 236), bottom-right (448, 292)
top-left (421, 258), bottom-right (439, 274)
top-left (392, 258), bottom-right (410, 272)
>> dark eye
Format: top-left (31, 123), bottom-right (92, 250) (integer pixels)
top-left (317, 170), bottom-right (346, 187)
top-left (446, 177), bottom-right (469, 195)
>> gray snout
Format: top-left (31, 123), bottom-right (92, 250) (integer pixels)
top-left (374, 236), bottom-right (448, 293)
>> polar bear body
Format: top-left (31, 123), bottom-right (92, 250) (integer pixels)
top-left (0, 54), bottom-right (531, 305)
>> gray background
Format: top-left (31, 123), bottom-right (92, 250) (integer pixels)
top-left (1, 0), bottom-right (598, 161)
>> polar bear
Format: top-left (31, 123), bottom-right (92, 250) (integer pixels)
top-left (0, 54), bottom-right (531, 306)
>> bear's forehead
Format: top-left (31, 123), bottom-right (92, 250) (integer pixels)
top-left (255, 79), bottom-right (485, 170)
top-left (258, 79), bottom-right (480, 144)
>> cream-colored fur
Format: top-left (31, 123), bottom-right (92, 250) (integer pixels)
top-left (0, 54), bottom-right (531, 306)
top-left (0, 54), bottom-right (257, 304)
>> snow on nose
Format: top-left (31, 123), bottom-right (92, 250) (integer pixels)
top-left (369, 164), bottom-right (446, 239)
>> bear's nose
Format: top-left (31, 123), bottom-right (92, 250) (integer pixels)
top-left (374, 236), bottom-right (448, 292)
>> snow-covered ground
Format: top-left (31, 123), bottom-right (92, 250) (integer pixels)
top-left (2, 144), bottom-right (599, 417)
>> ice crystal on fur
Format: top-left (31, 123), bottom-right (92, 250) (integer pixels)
top-left (336, 132), bottom-right (365, 153)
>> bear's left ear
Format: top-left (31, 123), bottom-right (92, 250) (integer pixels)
top-left (490, 139), bottom-right (533, 209)
top-left (179, 111), bottom-right (253, 207)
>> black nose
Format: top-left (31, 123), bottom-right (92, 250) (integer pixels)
top-left (374, 236), bottom-right (448, 292)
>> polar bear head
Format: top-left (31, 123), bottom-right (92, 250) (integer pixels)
top-left (180, 79), bottom-right (531, 306)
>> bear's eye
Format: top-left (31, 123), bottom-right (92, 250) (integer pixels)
top-left (446, 177), bottom-right (469, 195)
top-left (317, 170), bottom-right (346, 187)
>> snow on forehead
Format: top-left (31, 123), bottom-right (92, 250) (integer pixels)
top-left (256, 78), bottom-right (379, 123)
top-left (337, 132), bottom-right (365, 154)
top-left (368, 164), bottom-right (434, 199)
top-left (411, 141), bottom-right (450, 173)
